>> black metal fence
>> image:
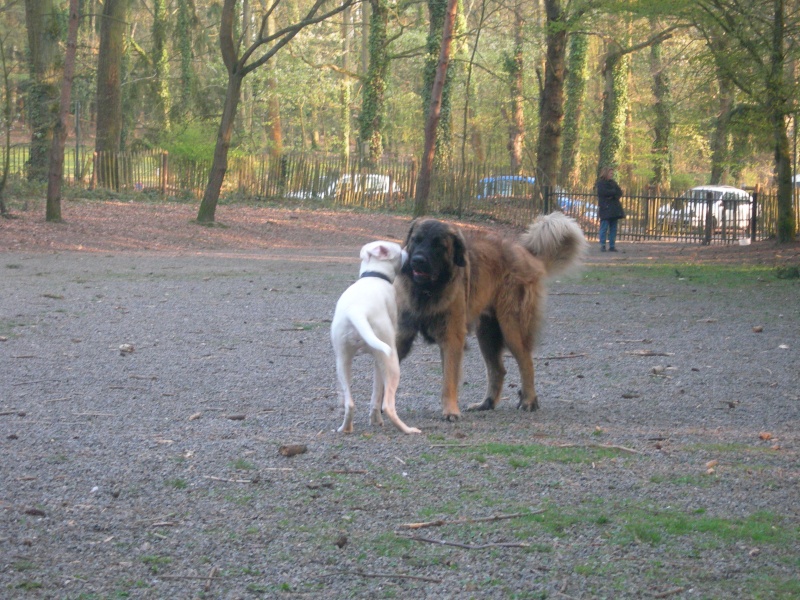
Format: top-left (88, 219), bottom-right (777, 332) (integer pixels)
top-left (2, 145), bottom-right (797, 243)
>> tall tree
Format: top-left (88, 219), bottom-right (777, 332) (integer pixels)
top-left (358, 0), bottom-right (389, 165)
top-left (152, 0), bottom-right (171, 133)
top-left (95, 0), bottom-right (127, 188)
top-left (694, 0), bottom-right (796, 242)
top-left (415, 0), bottom-right (458, 215)
top-left (197, 0), bottom-right (354, 223)
top-left (24, 0), bottom-right (62, 182)
top-left (559, 31), bottom-right (588, 186)
top-left (0, 37), bottom-right (12, 216)
top-left (649, 19), bottom-right (671, 191)
top-left (423, 0), bottom-right (456, 168)
top-left (339, 5), bottom-right (352, 159)
top-left (503, 1), bottom-right (524, 174)
top-left (535, 0), bottom-right (567, 188)
top-left (708, 37), bottom-right (734, 185)
top-left (45, 0), bottom-right (79, 222)
top-left (597, 27), bottom-right (674, 175)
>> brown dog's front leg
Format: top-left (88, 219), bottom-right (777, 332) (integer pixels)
top-left (439, 336), bottom-right (464, 421)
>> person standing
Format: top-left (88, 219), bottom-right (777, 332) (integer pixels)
top-left (596, 166), bottom-right (625, 252)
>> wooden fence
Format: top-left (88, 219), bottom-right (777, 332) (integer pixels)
top-left (2, 146), bottom-right (798, 243)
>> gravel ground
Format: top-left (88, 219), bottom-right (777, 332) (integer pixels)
top-left (1, 200), bottom-right (799, 599)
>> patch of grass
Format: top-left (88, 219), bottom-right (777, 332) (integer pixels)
top-left (231, 458), bottom-right (255, 471)
top-left (165, 478), bottom-right (188, 489)
top-left (444, 441), bottom-right (624, 464)
top-left (13, 560), bottom-right (36, 572)
top-left (140, 554), bottom-right (172, 574)
top-left (583, 263), bottom-right (787, 287)
top-left (15, 581), bottom-right (43, 590)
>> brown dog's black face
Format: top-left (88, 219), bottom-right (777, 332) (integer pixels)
top-left (402, 219), bottom-right (466, 295)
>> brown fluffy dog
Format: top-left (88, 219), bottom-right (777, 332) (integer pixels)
top-left (395, 212), bottom-right (586, 420)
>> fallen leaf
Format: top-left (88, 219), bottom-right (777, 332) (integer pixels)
top-left (759, 432), bottom-right (772, 441)
top-left (188, 412), bottom-right (202, 421)
top-left (752, 326), bottom-right (764, 333)
top-left (705, 459), bottom-right (719, 469)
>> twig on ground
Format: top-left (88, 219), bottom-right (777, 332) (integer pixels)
top-left (539, 353), bottom-right (587, 360)
top-left (398, 511), bottom-right (543, 530)
top-left (202, 475), bottom-right (254, 483)
top-left (407, 535), bottom-right (530, 549)
top-left (429, 444), bottom-right (476, 448)
top-left (72, 412), bottom-right (115, 417)
top-left (322, 569), bottom-right (442, 583)
top-left (158, 574), bottom-right (223, 582)
top-left (204, 567), bottom-right (218, 593)
top-left (627, 350), bottom-right (674, 357)
top-left (653, 587), bottom-right (685, 599)
top-left (557, 443), bottom-right (643, 455)
top-left (330, 469), bottom-right (367, 474)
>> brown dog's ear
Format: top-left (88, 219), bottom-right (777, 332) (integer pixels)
top-left (452, 228), bottom-right (467, 267)
top-left (404, 219), bottom-right (418, 248)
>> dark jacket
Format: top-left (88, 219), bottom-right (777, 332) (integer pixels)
top-left (596, 178), bottom-right (626, 220)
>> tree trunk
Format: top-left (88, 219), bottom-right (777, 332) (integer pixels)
top-left (264, 12), bottom-right (282, 159)
top-left (152, 0), bottom-right (171, 134)
top-left (649, 21), bottom-right (671, 191)
top-left (559, 32), bottom-right (588, 186)
top-left (536, 0), bottom-right (567, 189)
top-left (505, 3), bottom-right (524, 174)
top-left (339, 6), bottom-right (352, 159)
top-left (358, 0), bottom-right (389, 165)
top-left (424, 0), bottom-right (455, 168)
top-left (414, 0), bottom-right (458, 216)
top-left (197, 74), bottom-right (243, 223)
top-left (24, 0), bottom-right (62, 182)
top-left (709, 39), bottom-right (734, 185)
top-left (769, 0), bottom-right (795, 242)
top-left (598, 49), bottom-right (629, 174)
top-left (45, 0), bottom-right (80, 222)
top-left (95, 0), bottom-right (127, 189)
top-left (0, 41), bottom-right (12, 216)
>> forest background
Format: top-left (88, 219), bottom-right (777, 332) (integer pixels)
top-left (1, 0), bottom-right (798, 239)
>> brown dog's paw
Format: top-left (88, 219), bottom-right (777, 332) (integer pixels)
top-left (443, 411), bottom-right (461, 422)
top-left (516, 392), bottom-right (539, 412)
top-left (466, 398), bottom-right (495, 412)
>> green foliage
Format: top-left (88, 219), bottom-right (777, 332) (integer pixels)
top-left (160, 126), bottom-right (216, 163)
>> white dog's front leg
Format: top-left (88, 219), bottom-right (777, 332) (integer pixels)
top-left (369, 365), bottom-right (385, 427)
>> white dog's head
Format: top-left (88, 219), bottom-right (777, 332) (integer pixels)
top-left (359, 241), bottom-right (407, 282)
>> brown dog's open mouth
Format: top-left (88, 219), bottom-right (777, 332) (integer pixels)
top-left (412, 269), bottom-right (432, 282)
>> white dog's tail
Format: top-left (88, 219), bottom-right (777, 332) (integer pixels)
top-left (520, 211), bottom-right (588, 276)
top-left (349, 314), bottom-right (392, 356)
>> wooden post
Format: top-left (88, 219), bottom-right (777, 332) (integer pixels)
top-left (161, 151), bottom-right (168, 196)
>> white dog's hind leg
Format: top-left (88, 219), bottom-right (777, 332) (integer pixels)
top-left (381, 353), bottom-right (421, 434)
top-left (336, 351), bottom-right (356, 433)
top-left (369, 363), bottom-right (385, 427)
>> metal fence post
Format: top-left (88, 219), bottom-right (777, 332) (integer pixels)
top-left (543, 185), bottom-right (551, 214)
top-left (750, 186), bottom-right (758, 243)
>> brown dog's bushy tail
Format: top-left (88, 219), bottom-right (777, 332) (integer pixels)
top-left (520, 212), bottom-right (587, 276)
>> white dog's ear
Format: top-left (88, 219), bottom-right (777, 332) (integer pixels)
top-left (401, 249), bottom-right (408, 266)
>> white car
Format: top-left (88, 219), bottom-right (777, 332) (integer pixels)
top-left (287, 173), bottom-right (403, 202)
top-left (657, 185), bottom-right (752, 230)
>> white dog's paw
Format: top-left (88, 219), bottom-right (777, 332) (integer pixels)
top-left (370, 411), bottom-right (384, 426)
top-left (405, 427), bottom-right (422, 434)
top-left (338, 424), bottom-right (354, 434)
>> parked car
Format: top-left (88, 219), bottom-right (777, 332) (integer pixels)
top-left (476, 175), bottom-right (536, 201)
top-left (657, 185), bottom-right (752, 230)
top-left (554, 187), bottom-right (598, 221)
top-left (287, 173), bottom-right (403, 203)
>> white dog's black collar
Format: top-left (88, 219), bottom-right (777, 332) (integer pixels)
top-left (360, 271), bottom-right (392, 284)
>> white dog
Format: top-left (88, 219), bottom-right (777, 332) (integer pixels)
top-left (331, 241), bottom-right (420, 434)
